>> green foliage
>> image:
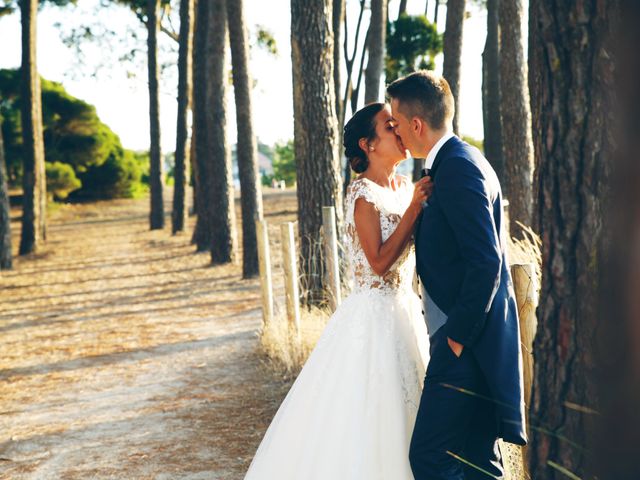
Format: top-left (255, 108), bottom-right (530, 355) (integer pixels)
top-left (0, 68), bottom-right (145, 200)
top-left (45, 161), bottom-right (81, 200)
top-left (255, 26), bottom-right (278, 56)
top-left (462, 135), bottom-right (484, 153)
top-left (77, 148), bottom-right (146, 199)
top-left (272, 140), bottom-right (296, 187)
top-left (385, 14), bottom-right (442, 83)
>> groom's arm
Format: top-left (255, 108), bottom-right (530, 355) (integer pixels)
top-left (437, 157), bottom-right (502, 347)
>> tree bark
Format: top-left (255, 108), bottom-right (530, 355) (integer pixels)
top-left (442, 0), bottom-right (465, 134)
top-left (291, 0), bottom-right (343, 305)
top-left (147, 0), bottom-right (164, 230)
top-left (482, 0), bottom-right (504, 183)
top-left (597, 2), bottom-right (640, 476)
top-left (172, 0), bottom-right (194, 234)
top-left (0, 118), bottom-right (12, 269)
top-left (226, 0), bottom-right (262, 278)
top-left (207, 0), bottom-right (236, 264)
top-left (19, 0), bottom-right (46, 255)
top-left (364, 0), bottom-right (387, 104)
top-left (499, 0), bottom-right (533, 233)
top-left (528, 0), bottom-right (615, 477)
top-left (434, 0), bottom-right (440, 25)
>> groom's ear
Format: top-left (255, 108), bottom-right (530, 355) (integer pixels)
top-left (411, 117), bottom-right (423, 136)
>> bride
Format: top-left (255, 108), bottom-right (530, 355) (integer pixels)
top-left (244, 103), bottom-right (432, 479)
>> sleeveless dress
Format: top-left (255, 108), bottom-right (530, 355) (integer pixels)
top-left (244, 176), bottom-right (430, 479)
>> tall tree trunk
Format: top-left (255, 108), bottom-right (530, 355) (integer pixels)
top-left (499, 0), bottom-right (533, 233)
top-left (433, 0), bottom-right (440, 25)
top-left (528, 0), bottom-right (615, 477)
top-left (424, 0), bottom-right (429, 16)
top-left (226, 0), bottom-right (262, 277)
top-left (364, 0), bottom-right (387, 104)
top-left (291, 0), bottom-right (343, 305)
top-left (597, 2), bottom-right (639, 476)
top-left (147, 0), bottom-right (164, 230)
top-left (19, 0), bottom-right (46, 255)
top-left (207, 0), bottom-right (236, 264)
top-left (0, 118), bottom-right (12, 270)
top-left (398, 0), bottom-right (408, 17)
top-left (192, 0), bottom-right (212, 250)
top-left (172, 0), bottom-right (194, 234)
top-left (442, 0), bottom-right (465, 134)
top-left (482, 0), bottom-right (504, 183)
top-left (340, 0), bottom-right (366, 196)
top-left (333, 0), bottom-right (344, 125)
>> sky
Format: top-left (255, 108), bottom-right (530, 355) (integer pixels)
top-left (0, 0), bottom-right (494, 153)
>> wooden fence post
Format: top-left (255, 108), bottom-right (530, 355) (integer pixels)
top-left (256, 219), bottom-right (274, 326)
top-left (322, 206), bottom-right (341, 311)
top-left (280, 222), bottom-right (301, 338)
top-left (511, 262), bottom-right (538, 427)
top-left (510, 262), bottom-right (538, 477)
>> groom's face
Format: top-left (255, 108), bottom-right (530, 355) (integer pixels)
top-left (390, 99), bottom-right (422, 158)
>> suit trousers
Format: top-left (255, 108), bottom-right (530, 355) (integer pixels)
top-left (409, 327), bottom-right (504, 479)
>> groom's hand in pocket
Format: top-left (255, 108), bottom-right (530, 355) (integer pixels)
top-left (447, 337), bottom-right (464, 357)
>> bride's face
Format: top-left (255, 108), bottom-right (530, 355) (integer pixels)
top-left (368, 105), bottom-right (409, 165)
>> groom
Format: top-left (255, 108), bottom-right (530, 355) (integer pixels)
top-left (387, 71), bottom-right (527, 479)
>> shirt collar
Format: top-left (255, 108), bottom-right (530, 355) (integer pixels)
top-left (424, 132), bottom-right (455, 170)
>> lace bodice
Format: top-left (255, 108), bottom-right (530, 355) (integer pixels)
top-left (344, 176), bottom-right (416, 295)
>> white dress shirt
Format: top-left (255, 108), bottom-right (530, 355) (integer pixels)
top-left (424, 131), bottom-right (455, 170)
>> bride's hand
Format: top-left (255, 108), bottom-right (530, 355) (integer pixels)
top-left (410, 176), bottom-right (433, 211)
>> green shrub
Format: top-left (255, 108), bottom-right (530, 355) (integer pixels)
top-left (46, 161), bottom-right (81, 200)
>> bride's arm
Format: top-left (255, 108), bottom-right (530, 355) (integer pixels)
top-left (354, 177), bottom-right (431, 276)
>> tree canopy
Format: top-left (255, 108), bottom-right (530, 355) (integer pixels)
top-left (385, 13), bottom-right (442, 83)
top-left (0, 68), bottom-right (146, 199)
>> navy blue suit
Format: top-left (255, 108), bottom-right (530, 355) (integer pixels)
top-left (410, 136), bottom-right (527, 480)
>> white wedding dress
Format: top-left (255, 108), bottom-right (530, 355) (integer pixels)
top-left (244, 176), bottom-right (430, 480)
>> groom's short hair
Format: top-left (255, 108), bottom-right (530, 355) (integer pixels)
top-left (386, 71), bottom-right (454, 130)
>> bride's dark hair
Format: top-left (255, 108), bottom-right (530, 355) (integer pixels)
top-left (343, 102), bottom-right (385, 174)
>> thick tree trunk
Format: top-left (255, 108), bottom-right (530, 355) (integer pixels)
top-left (597, 2), bottom-right (640, 476)
top-left (442, 0), bottom-right (465, 134)
top-left (147, 0), bottom-right (164, 230)
top-left (19, 0), bottom-right (46, 255)
top-left (0, 120), bottom-right (12, 270)
top-left (499, 0), bottom-right (533, 233)
top-left (528, 0), bottom-right (615, 477)
top-left (482, 0), bottom-right (504, 183)
top-left (226, 0), bottom-right (262, 278)
top-left (207, 0), bottom-right (236, 264)
top-left (291, 0), bottom-right (343, 305)
top-left (364, 0), bottom-right (387, 104)
top-left (172, 0), bottom-right (194, 234)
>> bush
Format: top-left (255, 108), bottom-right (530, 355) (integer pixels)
top-left (272, 140), bottom-right (296, 187)
top-left (46, 162), bottom-right (81, 200)
top-left (73, 148), bottom-right (146, 200)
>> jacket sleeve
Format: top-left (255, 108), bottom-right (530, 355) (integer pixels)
top-left (437, 157), bottom-right (502, 346)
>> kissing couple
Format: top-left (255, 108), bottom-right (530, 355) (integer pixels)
top-left (244, 70), bottom-right (527, 480)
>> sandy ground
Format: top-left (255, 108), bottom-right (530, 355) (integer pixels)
top-left (0, 190), bottom-right (297, 480)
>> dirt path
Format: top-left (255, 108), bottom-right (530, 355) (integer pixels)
top-left (0, 191), bottom-right (296, 479)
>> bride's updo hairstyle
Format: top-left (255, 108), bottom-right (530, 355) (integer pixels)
top-left (343, 102), bottom-right (385, 174)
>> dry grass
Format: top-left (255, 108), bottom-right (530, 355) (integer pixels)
top-left (259, 307), bottom-right (330, 375)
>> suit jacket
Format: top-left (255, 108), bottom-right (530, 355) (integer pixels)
top-left (415, 136), bottom-right (527, 446)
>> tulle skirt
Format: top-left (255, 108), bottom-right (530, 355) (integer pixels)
top-left (244, 287), bottom-right (430, 480)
